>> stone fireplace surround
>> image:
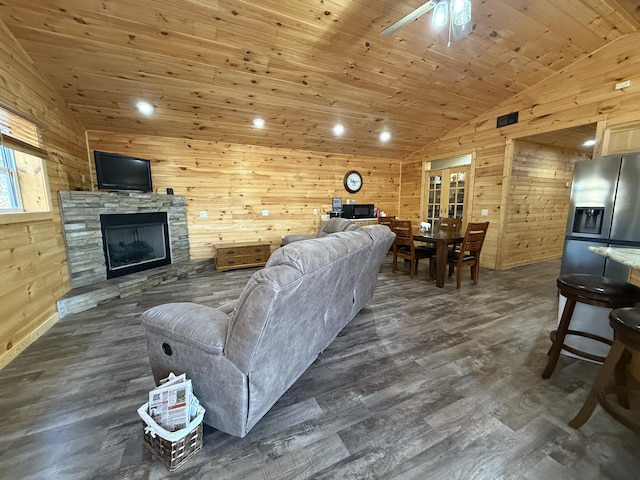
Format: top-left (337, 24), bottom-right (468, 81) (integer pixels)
top-left (59, 190), bottom-right (191, 288)
top-left (56, 191), bottom-right (214, 318)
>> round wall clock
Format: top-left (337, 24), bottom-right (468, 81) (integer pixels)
top-left (343, 170), bottom-right (363, 193)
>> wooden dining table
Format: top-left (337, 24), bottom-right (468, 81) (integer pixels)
top-left (414, 230), bottom-right (464, 288)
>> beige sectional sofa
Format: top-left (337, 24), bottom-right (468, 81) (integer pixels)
top-left (141, 224), bottom-right (395, 437)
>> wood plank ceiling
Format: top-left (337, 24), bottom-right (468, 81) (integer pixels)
top-left (0, 0), bottom-right (638, 159)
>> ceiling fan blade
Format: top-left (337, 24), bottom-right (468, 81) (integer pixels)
top-left (381, 1), bottom-right (437, 36)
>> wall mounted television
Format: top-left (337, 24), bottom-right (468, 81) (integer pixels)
top-left (94, 151), bottom-right (153, 192)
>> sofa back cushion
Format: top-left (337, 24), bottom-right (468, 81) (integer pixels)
top-left (352, 225), bottom-right (396, 313)
top-left (316, 217), bottom-right (359, 238)
top-left (225, 229), bottom-right (373, 373)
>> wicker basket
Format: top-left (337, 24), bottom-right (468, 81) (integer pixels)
top-left (142, 421), bottom-right (203, 471)
top-left (138, 402), bottom-right (205, 472)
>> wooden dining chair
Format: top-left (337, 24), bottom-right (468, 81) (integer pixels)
top-left (438, 217), bottom-right (462, 233)
top-left (447, 221), bottom-right (490, 288)
top-left (377, 216), bottom-right (394, 228)
top-left (391, 219), bottom-right (434, 278)
top-left (378, 216), bottom-right (395, 253)
top-left (427, 217), bottom-right (462, 280)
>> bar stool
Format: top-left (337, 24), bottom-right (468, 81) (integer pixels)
top-left (541, 274), bottom-right (640, 379)
top-left (569, 307), bottom-right (640, 433)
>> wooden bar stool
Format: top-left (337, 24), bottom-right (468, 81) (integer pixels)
top-left (569, 307), bottom-right (640, 433)
top-left (541, 274), bottom-right (640, 379)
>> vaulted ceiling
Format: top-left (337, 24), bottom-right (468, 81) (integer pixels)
top-left (1, 1), bottom-right (639, 158)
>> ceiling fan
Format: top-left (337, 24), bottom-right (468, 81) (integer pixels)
top-left (381, 0), bottom-right (473, 46)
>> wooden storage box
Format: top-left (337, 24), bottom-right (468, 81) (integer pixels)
top-left (216, 243), bottom-right (271, 272)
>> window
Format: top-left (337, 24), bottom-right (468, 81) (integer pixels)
top-left (0, 147), bottom-right (21, 210)
top-left (0, 107), bottom-right (51, 217)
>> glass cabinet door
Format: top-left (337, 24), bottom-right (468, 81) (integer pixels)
top-left (448, 171), bottom-right (465, 219)
top-left (426, 173), bottom-right (442, 225)
top-left (424, 167), bottom-right (468, 226)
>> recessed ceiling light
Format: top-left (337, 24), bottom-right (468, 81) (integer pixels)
top-left (253, 118), bottom-right (265, 128)
top-left (379, 131), bottom-right (391, 143)
top-left (136, 101), bottom-right (154, 116)
top-left (333, 124), bottom-right (345, 136)
top-left (583, 139), bottom-right (596, 147)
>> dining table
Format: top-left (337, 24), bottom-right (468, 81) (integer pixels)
top-left (414, 229), bottom-right (464, 288)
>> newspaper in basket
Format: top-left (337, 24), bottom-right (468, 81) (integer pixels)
top-left (138, 398), bottom-right (205, 471)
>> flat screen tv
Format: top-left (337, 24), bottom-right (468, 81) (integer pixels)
top-left (94, 151), bottom-right (153, 192)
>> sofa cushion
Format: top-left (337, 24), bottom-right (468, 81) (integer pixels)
top-left (226, 230), bottom-right (373, 372)
top-left (315, 217), bottom-right (359, 238)
top-left (281, 234), bottom-right (314, 244)
top-left (282, 217), bottom-right (358, 245)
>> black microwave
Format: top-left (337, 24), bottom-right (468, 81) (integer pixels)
top-left (341, 204), bottom-right (375, 219)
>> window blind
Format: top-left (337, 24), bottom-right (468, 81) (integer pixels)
top-left (0, 107), bottom-right (47, 158)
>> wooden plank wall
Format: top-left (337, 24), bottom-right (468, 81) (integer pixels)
top-left (470, 144), bottom-right (506, 269)
top-left (400, 31), bottom-right (640, 270)
top-left (87, 132), bottom-right (401, 259)
top-left (399, 160), bottom-right (422, 226)
top-left (0, 20), bottom-right (90, 367)
top-left (501, 141), bottom-right (587, 269)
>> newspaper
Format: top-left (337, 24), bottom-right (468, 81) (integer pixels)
top-left (148, 374), bottom-right (192, 432)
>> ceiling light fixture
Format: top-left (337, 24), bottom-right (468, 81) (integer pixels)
top-left (380, 131), bottom-right (391, 143)
top-left (253, 118), bottom-right (265, 128)
top-left (583, 139), bottom-right (596, 147)
top-left (333, 124), bottom-right (345, 136)
top-left (432, 1), bottom-right (448, 28)
top-left (381, 0), bottom-right (472, 47)
top-left (136, 101), bottom-right (154, 116)
top-left (433, 0), bottom-right (472, 47)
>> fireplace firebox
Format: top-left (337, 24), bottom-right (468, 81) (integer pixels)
top-left (100, 212), bottom-right (171, 279)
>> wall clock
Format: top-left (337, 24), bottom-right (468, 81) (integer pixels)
top-left (343, 170), bottom-right (363, 194)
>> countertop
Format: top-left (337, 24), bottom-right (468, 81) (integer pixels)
top-left (588, 246), bottom-right (640, 270)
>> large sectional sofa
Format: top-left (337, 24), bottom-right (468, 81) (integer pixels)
top-left (141, 223), bottom-right (395, 437)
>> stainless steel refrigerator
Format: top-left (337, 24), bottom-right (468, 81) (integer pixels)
top-left (560, 153), bottom-right (640, 280)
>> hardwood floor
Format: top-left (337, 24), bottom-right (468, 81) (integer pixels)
top-left (1, 257), bottom-right (639, 479)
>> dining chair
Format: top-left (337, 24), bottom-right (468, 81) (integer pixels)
top-left (391, 219), bottom-right (434, 278)
top-left (377, 216), bottom-right (394, 228)
top-left (427, 217), bottom-right (462, 280)
top-left (378, 216), bottom-right (395, 253)
top-left (446, 221), bottom-right (490, 288)
top-left (438, 217), bottom-right (462, 233)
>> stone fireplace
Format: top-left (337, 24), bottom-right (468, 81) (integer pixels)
top-left (100, 212), bottom-right (171, 279)
top-left (58, 191), bottom-right (190, 288)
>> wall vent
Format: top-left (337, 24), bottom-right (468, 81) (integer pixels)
top-left (497, 111), bottom-right (519, 128)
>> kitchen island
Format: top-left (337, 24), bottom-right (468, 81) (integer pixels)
top-left (589, 246), bottom-right (640, 380)
top-left (588, 246), bottom-right (640, 271)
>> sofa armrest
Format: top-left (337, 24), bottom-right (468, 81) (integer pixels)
top-left (141, 302), bottom-right (231, 355)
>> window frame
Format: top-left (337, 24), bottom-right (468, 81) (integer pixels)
top-left (0, 106), bottom-right (52, 224)
top-left (0, 145), bottom-right (23, 211)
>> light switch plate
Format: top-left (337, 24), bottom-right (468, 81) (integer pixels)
top-left (199, 211), bottom-right (208, 218)
top-left (615, 80), bottom-right (631, 90)
top-left (481, 209), bottom-right (489, 216)
top-left (262, 209), bottom-right (269, 216)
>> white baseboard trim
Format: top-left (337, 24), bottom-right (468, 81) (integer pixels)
top-left (0, 312), bottom-right (60, 371)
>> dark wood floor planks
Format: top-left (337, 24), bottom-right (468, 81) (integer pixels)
top-left (0, 257), bottom-right (639, 479)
